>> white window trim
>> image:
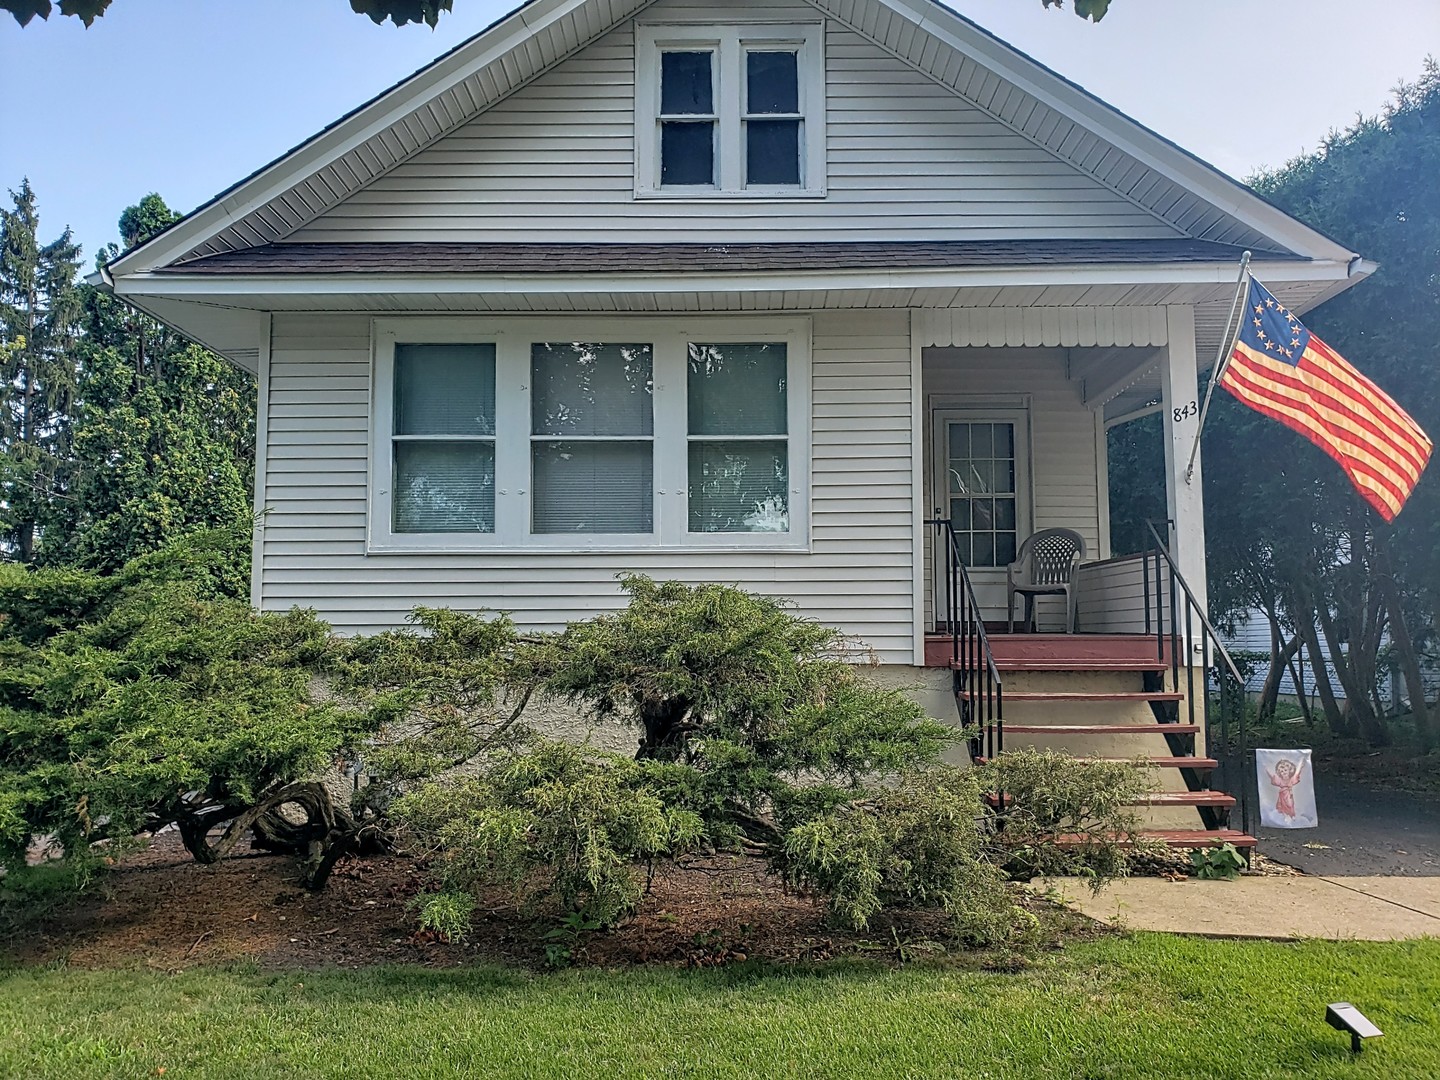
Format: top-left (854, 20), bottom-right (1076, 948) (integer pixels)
top-left (368, 316), bottom-right (812, 554)
top-left (635, 22), bottom-right (826, 199)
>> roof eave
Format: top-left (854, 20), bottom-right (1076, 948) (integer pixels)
top-left (112, 255), bottom-right (1355, 301)
top-left (847, 0), bottom-right (1361, 265)
top-left (107, 0), bottom-right (643, 278)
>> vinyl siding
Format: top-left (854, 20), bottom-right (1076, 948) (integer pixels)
top-left (1073, 554), bottom-right (1172, 635)
top-left (257, 309), bottom-right (917, 662)
top-left (289, 0), bottom-right (1178, 245)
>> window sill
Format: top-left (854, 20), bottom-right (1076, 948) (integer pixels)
top-left (365, 540), bottom-right (813, 556)
top-left (632, 189), bottom-right (827, 202)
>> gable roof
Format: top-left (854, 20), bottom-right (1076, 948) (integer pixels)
top-left (110, 0), bottom-right (1359, 279)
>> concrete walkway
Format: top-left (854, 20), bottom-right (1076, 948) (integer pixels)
top-left (1049, 875), bottom-right (1440, 941)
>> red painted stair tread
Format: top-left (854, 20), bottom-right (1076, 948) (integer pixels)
top-left (1002, 724), bottom-right (1200, 735)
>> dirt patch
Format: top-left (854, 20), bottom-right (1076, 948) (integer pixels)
top-left (5, 834), bottom-right (1096, 973)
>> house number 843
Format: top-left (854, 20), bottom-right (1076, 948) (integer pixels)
top-left (1173, 400), bottom-right (1198, 423)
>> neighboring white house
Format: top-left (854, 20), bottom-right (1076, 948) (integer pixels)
top-left (101, 0), bottom-right (1377, 845)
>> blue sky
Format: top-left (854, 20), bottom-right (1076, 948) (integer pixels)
top-left (2, 0), bottom-right (1435, 262)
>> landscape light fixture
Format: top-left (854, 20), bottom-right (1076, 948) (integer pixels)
top-left (1325, 1002), bottom-right (1382, 1053)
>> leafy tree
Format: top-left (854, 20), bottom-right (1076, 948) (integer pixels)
top-left (0, 179), bottom-right (82, 563)
top-left (1109, 62), bottom-right (1440, 750)
top-left (2, 0), bottom-right (1113, 29)
top-left (1213, 61), bottom-right (1440, 750)
top-left (37, 194), bottom-right (255, 572)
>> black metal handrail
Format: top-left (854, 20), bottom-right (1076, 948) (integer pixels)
top-left (1143, 519), bottom-right (1253, 839)
top-left (927, 516), bottom-right (1003, 763)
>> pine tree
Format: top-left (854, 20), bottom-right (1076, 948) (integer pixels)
top-left (40, 194), bottom-right (256, 571)
top-left (0, 179), bottom-right (82, 563)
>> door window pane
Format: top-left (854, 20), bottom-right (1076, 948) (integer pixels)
top-left (661, 121), bottom-right (715, 186)
top-left (746, 51), bottom-right (798, 113)
top-left (946, 420), bottom-right (1019, 568)
top-left (661, 51), bottom-right (713, 114)
top-left (394, 442), bottom-right (495, 533)
top-left (395, 344), bottom-right (495, 436)
top-left (532, 442), bottom-right (653, 534)
top-left (688, 440), bottom-right (788, 533)
top-left (746, 120), bottom-right (801, 186)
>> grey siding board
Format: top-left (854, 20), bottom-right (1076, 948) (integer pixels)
top-left (259, 309), bottom-right (917, 661)
top-left (289, 0), bottom-right (1177, 245)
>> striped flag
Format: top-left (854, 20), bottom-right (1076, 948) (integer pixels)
top-left (1220, 275), bottom-right (1431, 522)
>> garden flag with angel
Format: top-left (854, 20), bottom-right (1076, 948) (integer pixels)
top-left (1257, 748), bottom-right (1318, 830)
top-left (1220, 276), bottom-right (1431, 521)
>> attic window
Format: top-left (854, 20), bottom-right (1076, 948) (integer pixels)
top-left (636, 24), bottom-right (825, 198)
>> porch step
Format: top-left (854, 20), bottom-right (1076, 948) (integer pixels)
top-left (1057, 829), bottom-right (1257, 850)
top-left (1001, 691), bottom-right (1183, 703)
top-left (1003, 724), bottom-right (1200, 736)
top-left (989, 659), bottom-right (1168, 673)
top-left (974, 756), bottom-right (1218, 771)
top-left (1131, 792), bottom-right (1235, 808)
top-left (1080, 756), bottom-right (1220, 771)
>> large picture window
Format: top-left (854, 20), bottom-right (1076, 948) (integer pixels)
top-left (369, 319), bottom-right (810, 552)
top-left (636, 24), bottom-right (825, 197)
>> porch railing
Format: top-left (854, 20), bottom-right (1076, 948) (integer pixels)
top-left (1143, 520), bottom-right (1253, 839)
top-left (927, 516), bottom-right (1003, 762)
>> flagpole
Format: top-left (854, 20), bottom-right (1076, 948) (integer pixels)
top-left (1184, 250), bottom-right (1252, 484)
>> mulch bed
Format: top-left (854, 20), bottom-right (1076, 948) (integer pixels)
top-left (7, 833), bottom-right (1092, 973)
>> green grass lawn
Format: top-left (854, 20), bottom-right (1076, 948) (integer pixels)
top-left (3, 934), bottom-right (1438, 1079)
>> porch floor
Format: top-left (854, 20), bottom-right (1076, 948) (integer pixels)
top-left (923, 632), bottom-right (1170, 670)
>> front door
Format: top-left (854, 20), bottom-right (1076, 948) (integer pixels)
top-left (932, 409), bottom-right (1031, 617)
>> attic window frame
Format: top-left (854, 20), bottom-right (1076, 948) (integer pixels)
top-left (634, 22), bottom-right (826, 200)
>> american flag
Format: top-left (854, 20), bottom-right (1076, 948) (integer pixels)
top-left (1220, 275), bottom-right (1431, 522)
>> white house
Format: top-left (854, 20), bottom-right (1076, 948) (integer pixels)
top-left (101, 0), bottom-right (1371, 848)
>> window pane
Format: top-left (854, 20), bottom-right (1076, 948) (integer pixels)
top-left (948, 497), bottom-right (971, 531)
top-left (994, 457), bottom-right (1015, 495)
top-left (746, 51), bottom-right (798, 114)
top-left (661, 121), bottom-right (715, 185)
top-left (993, 423), bottom-right (1015, 459)
top-left (687, 343), bottom-right (787, 436)
top-left (948, 423), bottom-right (970, 461)
top-left (689, 440), bottom-right (788, 533)
top-left (394, 344), bottom-right (495, 436)
top-left (972, 498), bottom-right (995, 531)
top-left (962, 459), bottom-right (994, 493)
top-left (661, 51), bottom-right (713, 114)
top-left (973, 533), bottom-right (996, 568)
top-left (996, 532), bottom-right (1018, 566)
top-left (532, 343), bottom-right (653, 436)
top-left (394, 441), bottom-right (494, 533)
top-left (994, 497), bottom-right (1016, 531)
top-left (971, 424), bottom-right (993, 460)
top-left (532, 441), bottom-right (653, 534)
top-left (746, 120), bottom-right (801, 186)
